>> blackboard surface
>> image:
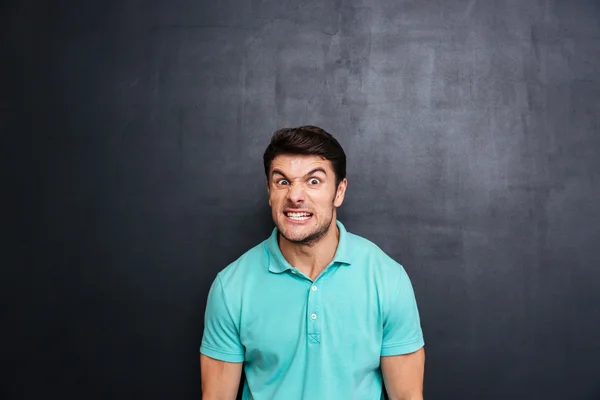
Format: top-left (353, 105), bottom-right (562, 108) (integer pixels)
top-left (2, 0), bottom-right (600, 399)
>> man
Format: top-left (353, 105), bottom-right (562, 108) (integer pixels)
top-left (200, 126), bottom-right (425, 400)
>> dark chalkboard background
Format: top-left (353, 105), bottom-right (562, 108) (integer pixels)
top-left (2, 0), bottom-right (600, 399)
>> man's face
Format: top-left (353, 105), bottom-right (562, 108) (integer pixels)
top-left (267, 154), bottom-right (347, 245)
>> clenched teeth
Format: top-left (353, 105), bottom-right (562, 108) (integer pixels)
top-left (285, 212), bottom-right (312, 220)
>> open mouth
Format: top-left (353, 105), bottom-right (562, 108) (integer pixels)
top-left (284, 211), bottom-right (313, 221)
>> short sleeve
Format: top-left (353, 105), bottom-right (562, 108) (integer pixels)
top-left (200, 274), bottom-right (245, 362)
top-left (381, 267), bottom-right (425, 356)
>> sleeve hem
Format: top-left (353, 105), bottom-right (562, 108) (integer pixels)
top-left (380, 336), bottom-right (425, 356)
top-left (200, 344), bottom-right (244, 363)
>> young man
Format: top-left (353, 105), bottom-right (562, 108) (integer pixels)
top-left (200, 126), bottom-right (425, 400)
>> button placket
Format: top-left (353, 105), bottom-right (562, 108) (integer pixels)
top-left (307, 278), bottom-right (322, 344)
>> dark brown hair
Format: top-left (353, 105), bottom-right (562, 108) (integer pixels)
top-left (263, 125), bottom-right (347, 186)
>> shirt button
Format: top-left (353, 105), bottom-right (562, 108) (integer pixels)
top-left (291, 270), bottom-right (296, 274)
top-left (311, 285), bottom-right (317, 291)
top-left (310, 313), bottom-right (317, 320)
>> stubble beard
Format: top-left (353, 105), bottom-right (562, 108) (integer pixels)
top-left (277, 204), bottom-right (336, 247)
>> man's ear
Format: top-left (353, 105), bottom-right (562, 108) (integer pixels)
top-left (266, 179), bottom-right (271, 207)
top-left (334, 178), bottom-right (347, 208)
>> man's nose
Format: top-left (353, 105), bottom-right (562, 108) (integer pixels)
top-left (286, 183), bottom-right (305, 203)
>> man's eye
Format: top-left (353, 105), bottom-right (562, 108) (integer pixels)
top-left (277, 179), bottom-right (289, 185)
top-left (308, 178), bottom-right (320, 185)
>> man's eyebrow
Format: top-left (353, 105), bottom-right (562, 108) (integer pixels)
top-left (304, 167), bottom-right (327, 177)
top-left (271, 169), bottom-right (287, 178)
top-left (271, 167), bottom-right (328, 179)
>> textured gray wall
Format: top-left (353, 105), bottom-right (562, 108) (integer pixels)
top-left (3, 0), bottom-right (600, 399)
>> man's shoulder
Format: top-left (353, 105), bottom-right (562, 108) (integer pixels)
top-left (346, 230), bottom-right (381, 252)
top-left (214, 239), bottom-right (268, 287)
top-left (345, 230), bottom-right (407, 277)
top-left (346, 230), bottom-right (398, 262)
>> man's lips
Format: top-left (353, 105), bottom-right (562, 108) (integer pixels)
top-left (283, 210), bottom-right (313, 222)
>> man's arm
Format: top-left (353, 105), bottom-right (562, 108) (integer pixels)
top-left (380, 264), bottom-right (425, 400)
top-left (200, 354), bottom-right (243, 400)
top-left (200, 274), bottom-right (245, 399)
top-left (381, 347), bottom-right (425, 400)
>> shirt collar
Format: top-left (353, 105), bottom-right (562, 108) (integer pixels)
top-left (266, 220), bottom-right (352, 274)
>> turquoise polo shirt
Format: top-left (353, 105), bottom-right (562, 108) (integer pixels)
top-left (200, 220), bottom-right (424, 400)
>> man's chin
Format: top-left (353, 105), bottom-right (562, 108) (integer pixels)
top-left (278, 228), bottom-right (311, 244)
top-left (279, 226), bottom-right (331, 246)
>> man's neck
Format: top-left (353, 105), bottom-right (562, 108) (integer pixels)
top-left (279, 221), bottom-right (340, 281)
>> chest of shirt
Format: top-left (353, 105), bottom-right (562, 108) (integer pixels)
top-left (238, 265), bottom-right (384, 366)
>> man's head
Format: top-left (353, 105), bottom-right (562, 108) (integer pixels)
top-left (263, 125), bottom-right (347, 245)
